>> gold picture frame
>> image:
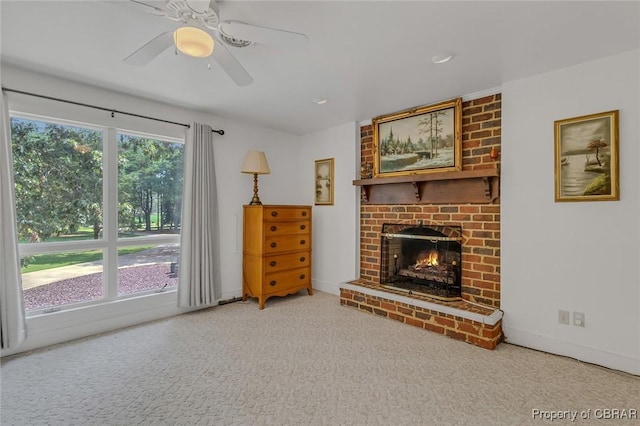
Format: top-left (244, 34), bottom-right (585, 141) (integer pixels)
top-left (554, 110), bottom-right (619, 202)
top-left (372, 97), bottom-right (462, 178)
top-left (315, 158), bottom-right (334, 205)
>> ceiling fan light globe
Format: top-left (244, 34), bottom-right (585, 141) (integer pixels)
top-left (173, 26), bottom-right (214, 58)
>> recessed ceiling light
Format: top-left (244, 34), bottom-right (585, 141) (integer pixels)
top-left (431, 52), bottom-right (455, 64)
top-left (313, 98), bottom-right (328, 105)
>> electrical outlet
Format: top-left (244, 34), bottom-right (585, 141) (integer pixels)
top-left (558, 310), bottom-right (570, 325)
top-left (573, 312), bottom-right (585, 327)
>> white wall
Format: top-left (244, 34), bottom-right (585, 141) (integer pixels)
top-left (501, 49), bottom-right (640, 374)
top-left (1, 64), bottom-right (301, 355)
top-left (299, 122), bottom-right (360, 295)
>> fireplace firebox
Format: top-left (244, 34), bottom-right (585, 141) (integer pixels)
top-left (380, 222), bottom-right (462, 300)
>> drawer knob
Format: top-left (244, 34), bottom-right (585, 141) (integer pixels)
top-left (300, 225), bottom-right (306, 230)
top-left (270, 226), bottom-right (277, 232)
top-left (270, 242), bottom-right (277, 248)
top-left (270, 261), bottom-right (277, 267)
top-left (271, 211), bottom-right (278, 217)
top-left (302, 211), bottom-right (307, 217)
top-left (269, 280), bottom-right (277, 286)
top-left (299, 274), bottom-right (306, 280)
top-left (299, 256), bottom-right (305, 262)
top-left (300, 239), bottom-right (306, 245)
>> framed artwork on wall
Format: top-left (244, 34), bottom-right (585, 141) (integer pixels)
top-left (372, 97), bottom-right (462, 178)
top-left (315, 158), bottom-right (334, 205)
top-left (554, 110), bottom-right (619, 202)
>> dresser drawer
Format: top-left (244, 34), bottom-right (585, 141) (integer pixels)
top-left (265, 251), bottom-right (310, 273)
top-left (265, 221), bottom-right (310, 236)
top-left (264, 267), bottom-right (310, 293)
top-left (264, 207), bottom-right (310, 221)
top-left (265, 235), bottom-right (310, 254)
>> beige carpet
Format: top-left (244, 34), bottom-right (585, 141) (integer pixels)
top-left (1, 291), bottom-right (638, 425)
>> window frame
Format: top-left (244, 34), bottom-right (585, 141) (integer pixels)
top-left (11, 111), bottom-right (184, 316)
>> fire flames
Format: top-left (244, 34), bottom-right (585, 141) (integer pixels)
top-left (415, 250), bottom-right (439, 268)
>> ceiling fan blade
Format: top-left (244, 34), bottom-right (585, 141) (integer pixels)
top-left (127, 0), bottom-right (167, 15)
top-left (219, 21), bottom-right (309, 50)
top-left (124, 31), bottom-right (174, 66)
top-left (212, 35), bottom-right (253, 87)
top-left (186, 0), bottom-right (210, 14)
top-left (207, 0), bottom-right (220, 16)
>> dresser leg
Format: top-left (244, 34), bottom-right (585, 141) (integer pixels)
top-left (259, 298), bottom-right (265, 310)
top-left (307, 288), bottom-right (313, 296)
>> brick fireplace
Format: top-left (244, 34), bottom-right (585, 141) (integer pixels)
top-left (341, 94), bottom-right (503, 349)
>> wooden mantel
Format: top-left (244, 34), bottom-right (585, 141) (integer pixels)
top-left (353, 168), bottom-right (500, 204)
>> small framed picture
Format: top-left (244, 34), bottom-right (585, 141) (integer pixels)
top-left (315, 158), bottom-right (334, 205)
top-left (554, 110), bottom-right (619, 202)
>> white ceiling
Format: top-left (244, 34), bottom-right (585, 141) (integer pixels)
top-left (1, 1), bottom-right (639, 135)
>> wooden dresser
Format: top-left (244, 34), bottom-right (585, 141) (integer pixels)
top-left (242, 205), bottom-right (313, 309)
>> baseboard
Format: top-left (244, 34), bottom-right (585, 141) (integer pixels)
top-left (503, 325), bottom-right (640, 375)
top-left (219, 287), bottom-right (243, 302)
top-left (312, 278), bottom-right (342, 296)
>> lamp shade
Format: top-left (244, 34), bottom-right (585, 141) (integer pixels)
top-left (241, 151), bottom-right (271, 174)
top-left (173, 26), bottom-right (214, 58)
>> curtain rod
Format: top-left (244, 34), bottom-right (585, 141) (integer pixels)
top-left (1, 87), bottom-right (225, 136)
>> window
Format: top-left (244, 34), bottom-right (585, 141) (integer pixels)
top-left (116, 132), bottom-right (183, 296)
top-left (11, 115), bottom-right (184, 314)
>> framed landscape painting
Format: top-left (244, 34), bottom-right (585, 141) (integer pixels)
top-left (372, 97), bottom-right (462, 178)
top-left (315, 158), bottom-right (334, 205)
top-left (554, 110), bottom-right (619, 202)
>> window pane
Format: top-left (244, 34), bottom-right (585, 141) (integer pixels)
top-left (117, 133), bottom-right (183, 237)
top-left (117, 243), bottom-right (179, 296)
top-left (117, 133), bottom-right (182, 296)
top-left (11, 117), bottom-right (104, 243)
top-left (21, 249), bottom-right (104, 311)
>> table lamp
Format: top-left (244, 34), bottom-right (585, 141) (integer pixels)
top-left (241, 150), bottom-right (271, 205)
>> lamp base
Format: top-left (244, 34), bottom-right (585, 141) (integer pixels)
top-left (249, 173), bottom-right (263, 205)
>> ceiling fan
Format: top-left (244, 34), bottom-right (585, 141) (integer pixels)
top-left (124, 0), bottom-right (309, 86)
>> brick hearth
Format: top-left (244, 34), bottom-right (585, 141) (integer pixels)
top-left (342, 94), bottom-right (503, 349)
top-left (341, 280), bottom-right (502, 349)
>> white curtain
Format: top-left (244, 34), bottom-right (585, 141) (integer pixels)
top-left (178, 123), bottom-right (221, 307)
top-left (0, 92), bottom-right (27, 350)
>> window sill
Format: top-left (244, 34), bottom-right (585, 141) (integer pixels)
top-left (2, 290), bottom-right (184, 357)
